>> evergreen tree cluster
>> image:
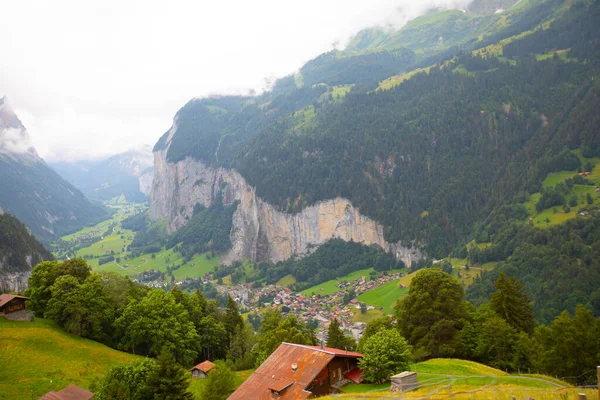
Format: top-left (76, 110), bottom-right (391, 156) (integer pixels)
top-left (0, 213), bottom-right (53, 275)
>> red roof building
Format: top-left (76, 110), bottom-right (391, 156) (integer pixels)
top-left (190, 360), bottom-right (216, 378)
top-left (228, 343), bottom-right (364, 400)
top-left (39, 384), bottom-right (94, 400)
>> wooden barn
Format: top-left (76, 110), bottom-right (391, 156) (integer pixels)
top-left (228, 343), bottom-right (364, 399)
top-left (0, 294), bottom-right (28, 315)
top-left (189, 360), bottom-right (215, 378)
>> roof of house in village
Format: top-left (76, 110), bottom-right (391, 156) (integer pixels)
top-left (190, 360), bottom-right (215, 373)
top-left (39, 384), bottom-right (94, 400)
top-left (0, 294), bottom-right (28, 308)
top-left (228, 342), bottom-right (363, 400)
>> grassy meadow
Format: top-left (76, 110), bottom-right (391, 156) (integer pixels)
top-left (55, 201), bottom-right (222, 284)
top-left (521, 150), bottom-right (600, 228)
top-left (0, 318), bottom-right (139, 400)
top-left (300, 268), bottom-right (376, 296)
top-left (357, 279), bottom-right (408, 315)
top-left (331, 358), bottom-right (591, 400)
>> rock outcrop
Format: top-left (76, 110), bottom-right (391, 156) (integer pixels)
top-left (151, 120), bottom-right (422, 265)
top-left (0, 271), bottom-right (31, 293)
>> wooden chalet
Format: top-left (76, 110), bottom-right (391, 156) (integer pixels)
top-left (39, 384), bottom-right (94, 399)
top-left (190, 360), bottom-right (215, 378)
top-left (228, 343), bottom-right (364, 400)
top-left (0, 294), bottom-right (28, 315)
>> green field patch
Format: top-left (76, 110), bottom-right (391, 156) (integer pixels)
top-left (449, 257), bottom-right (467, 267)
top-left (357, 279), bottom-right (408, 315)
top-left (76, 228), bottom-right (134, 258)
top-left (335, 358), bottom-right (575, 398)
top-left (93, 248), bottom-right (220, 282)
top-left (172, 253), bottom-right (221, 281)
top-left (351, 308), bottom-right (383, 324)
top-left (413, 358), bottom-right (507, 376)
top-left (0, 318), bottom-right (139, 400)
top-left (300, 268), bottom-right (375, 296)
top-left (276, 274), bottom-right (296, 286)
top-left (377, 67), bottom-right (431, 91)
top-left (542, 170), bottom-right (577, 188)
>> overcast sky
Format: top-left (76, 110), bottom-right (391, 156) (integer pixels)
top-left (1, 0), bottom-right (471, 161)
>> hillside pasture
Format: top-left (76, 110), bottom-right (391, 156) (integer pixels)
top-left (357, 279), bottom-right (408, 314)
top-left (300, 268), bottom-right (376, 296)
top-left (0, 318), bottom-right (139, 400)
top-left (333, 358), bottom-right (588, 400)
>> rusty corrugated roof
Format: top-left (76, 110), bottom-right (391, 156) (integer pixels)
top-left (228, 343), bottom-right (338, 400)
top-left (268, 377), bottom-right (295, 392)
top-left (302, 345), bottom-right (363, 358)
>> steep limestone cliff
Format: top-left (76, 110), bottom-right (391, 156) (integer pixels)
top-left (151, 120), bottom-right (422, 266)
top-left (0, 271), bottom-right (31, 293)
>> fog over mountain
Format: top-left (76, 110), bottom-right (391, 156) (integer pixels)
top-left (1, 0), bottom-right (473, 162)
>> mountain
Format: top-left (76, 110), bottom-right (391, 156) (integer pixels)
top-left (50, 147), bottom-right (154, 203)
top-left (150, 0), bottom-right (599, 260)
top-left (0, 212), bottom-right (53, 292)
top-left (0, 97), bottom-right (109, 242)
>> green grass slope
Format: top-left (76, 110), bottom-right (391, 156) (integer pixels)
top-left (0, 318), bottom-right (139, 400)
top-left (333, 358), bottom-right (591, 399)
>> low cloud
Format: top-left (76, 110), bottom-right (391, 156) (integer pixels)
top-left (1, 0), bottom-right (473, 161)
top-left (0, 127), bottom-right (33, 154)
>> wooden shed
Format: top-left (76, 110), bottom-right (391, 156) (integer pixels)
top-left (390, 371), bottom-right (418, 392)
top-left (0, 294), bottom-right (28, 315)
top-left (190, 360), bottom-right (215, 378)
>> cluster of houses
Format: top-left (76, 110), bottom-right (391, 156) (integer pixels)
top-left (216, 271), bottom-right (406, 342)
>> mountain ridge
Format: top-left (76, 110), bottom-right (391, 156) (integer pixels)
top-left (0, 98), bottom-right (109, 243)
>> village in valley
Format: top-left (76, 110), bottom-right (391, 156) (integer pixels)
top-left (210, 270), bottom-right (407, 343)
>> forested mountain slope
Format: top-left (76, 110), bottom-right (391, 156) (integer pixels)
top-left (0, 213), bottom-right (53, 292)
top-left (152, 0), bottom-right (600, 260)
top-left (0, 98), bottom-right (109, 243)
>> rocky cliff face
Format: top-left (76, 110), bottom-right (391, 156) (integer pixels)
top-left (0, 271), bottom-right (31, 293)
top-left (151, 120), bottom-right (422, 265)
top-left (138, 167), bottom-right (154, 196)
top-left (0, 254), bottom-right (33, 293)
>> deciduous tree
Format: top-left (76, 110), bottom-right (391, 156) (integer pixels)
top-left (396, 268), bottom-right (469, 359)
top-left (359, 329), bottom-right (411, 383)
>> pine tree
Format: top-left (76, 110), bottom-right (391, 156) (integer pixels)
top-left (223, 296), bottom-right (243, 343)
top-left (145, 347), bottom-right (193, 400)
top-left (326, 318), bottom-right (356, 351)
top-left (200, 361), bottom-right (237, 400)
top-left (490, 273), bottom-right (535, 334)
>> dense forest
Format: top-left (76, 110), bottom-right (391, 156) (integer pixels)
top-left (0, 213), bottom-right (53, 274)
top-left (467, 212), bottom-right (600, 324)
top-left (123, 196), bottom-right (236, 259)
top-left (155, 0), bottom-right (600, 258)
top-left (212, 239), bottom-right (406, 291)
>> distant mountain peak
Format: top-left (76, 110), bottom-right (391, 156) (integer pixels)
top-left (0, 98), bottom-right (41, 162)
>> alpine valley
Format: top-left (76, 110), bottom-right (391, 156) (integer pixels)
top-left (2, 0), bottom-right (600, 398)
